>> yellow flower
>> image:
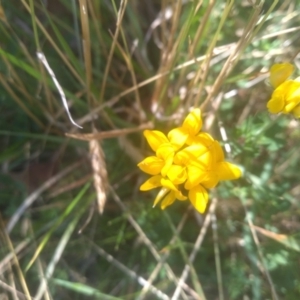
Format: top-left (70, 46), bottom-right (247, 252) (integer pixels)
top-left (269, 63), bottom-right (294, 88)
top-left (266, 62), bottom-right (300, 118)
top-left (267, 80), bottom-right (300, 116)
top-left (177, 134), bottom-right (241, 190)
top-left (138, 108), bottom-right (242, 214)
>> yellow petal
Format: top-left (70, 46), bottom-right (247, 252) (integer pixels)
top-left (166, 165), bottom-right (187, 184)
top-left (137, 156), bottom-right (164, 175)
top-left (287, 81), bottom-right (300, 99)
top-left (144, 130), bottom-right (169, 152)
top-left (156, 143), bottom-right (175, 160)
top-left (189, 132), bottom-right (214, 146)
top-left (197, 149), bottom-right (214, 167)
top-left (188, 185), bottom-right (209, 213)
top-left (153, 188), bottom-right (169, 207)
top-left (174, 190), bottom-right (187, 201)
top-left (161, 153), bottom-right (174, 177)
top-left (174, 144), bottom-right (207, 165)
top-left (210, 141), bottom-right (224, 163)
top-left (140, 175), bottom-right (162, 191)
top-left (216, 161), bottom-right (242, 180)
top-left (184, 144), bottom-right (209, 159)
top-left (284, 101), bottom-right (299, 113)
top-left (160, 191), bottom-right (176, 209)
top-left (184, 165), bottom-right (207, 190)
top-left (284, 81), bottom-right (300, 113)
top-left (267, 80), bottom-right (298, 114)
top-left (161, 177), bottom-right (178, 192)
top-left (173, 148), bottom-right (195, 165)
top-left (168, 127), bottom-right (189, 149)
top-left (270, 63), bottom-right (294, 88)
top-left (201, 174), bottom-right (219, 189)
top-left (182, 108), bottom-right (202, 135)
top-left (161, 178), bottom-right (187, 200)
top-left (267, 97), bottom-right (284, 114)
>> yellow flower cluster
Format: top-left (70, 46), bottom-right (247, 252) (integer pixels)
top-left (267, 63), bottom-right (300, 118)
top-left (137, 109), bottom-right (241, 213)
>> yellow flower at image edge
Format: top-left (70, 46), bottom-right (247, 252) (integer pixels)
top-left (267, 80), bottom-right (300, 118)
top-left (137, 108), bottom-right (242, 214)
top-left (267, 62), bottom-right (300, 118)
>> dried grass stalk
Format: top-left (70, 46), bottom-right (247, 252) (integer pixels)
top-left (89, 138), bottom-right (108, 214)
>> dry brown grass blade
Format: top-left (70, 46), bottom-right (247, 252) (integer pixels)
top-left (201, 2), bottom-right (265, 110)
top-left (1, 54), bottom-right (35, 105)
top-left (6, 161), bottom-right (83, 233)
top-left (150, 1), bottom-right (183, 111)
top-left (109, 187), bottom-right (190, 300)
top-left (173, 0), bottom-right (216, 97)
top-left (0, 73), bottom-right (44, 129)
top-left (0, 238), bottom-right (29, 277)
top-left (76, 45), bottom-right (232, 127)
top-left (0, 279), bottom-right (32, 300)
top-left (138, 207), bottom-right (201, 300)
top-left (0, 1), bottom-right (7, 23)
top-left (0, 216), bottom-right (31, 300)
top-left (247, 218), bottom-right (279, 300)
top-left (109, 30), bottom-right (145, 121)
top-left (118, 136), bottom-right (144, 163)
top-left (99, 0), bottom-right (128, 104)
top-left (20, 0), bottom-right (85, 86)
top-left (192, 0), bottom-right (230, 108)
top-left (172, 198), bottom-right (218, 300)
top-left (250, 225), bottom-right (289, 241)
top-left (65, 122), bottom-right (153, 141)
top-left (250, 224), bottom-right (300, 253)
top-left (47, 174), bottom-right (92, 199)
top-left (78, 0), bottom-right (93, 106)
top-left (89, 134), bottom-right (108, 214)
top-left (86, 238), bottom-right (170, 300)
